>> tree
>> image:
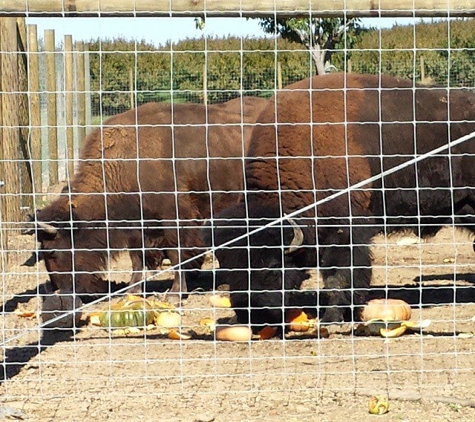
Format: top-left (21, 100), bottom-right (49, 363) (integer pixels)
top-left (257, 17), bottom-right (364, 75)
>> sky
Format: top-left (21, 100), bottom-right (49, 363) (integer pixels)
top-left (25, 16), bottom-right (427, 46)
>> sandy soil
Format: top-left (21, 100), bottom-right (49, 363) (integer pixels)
top-left (1, 228), bottom-right (475, 421)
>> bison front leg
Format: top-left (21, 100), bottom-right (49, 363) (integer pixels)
top-left (318, 222), bottom-right (375, 323)
top-left (166, 249), bottom-right (188, 302)
top-left (128, 250), bottom-right (146, 293)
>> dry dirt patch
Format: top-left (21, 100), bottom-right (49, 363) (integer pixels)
top-left (1, 228), bottom-right (475, 421)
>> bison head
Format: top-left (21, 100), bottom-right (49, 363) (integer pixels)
top-left (203, 201), bottom-right (317, 331)
top-left (24, 218), bottom-right (109, 296)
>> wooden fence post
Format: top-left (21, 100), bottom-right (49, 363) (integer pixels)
top-left (64, 34), bottom-right (75, 179)
top-left (203, 64), bottom-right (208, 106)
top-left (27, 24), bottom-right (42, 198)
top-left (421, 56), bottom-right (425, 82)
top-left (45, 29), bottom-right (58, 187)
top-left (16, 18), bottom-right (33, 213)
top-left (84, 48), bottom-right (91, 131)
top-left (277, 61), bottom-right (282, 90)
top-left (76, 41), bottom-right (86, 146)
top-left (0, 18), bottom-right (22, 231)
top-left (129, 68), bottom-right (135, 109)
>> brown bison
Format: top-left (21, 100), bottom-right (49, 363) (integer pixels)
top-left (27, 97), bottom-right (268, 298)
top-left (207, 73), bottom-right (475, 328)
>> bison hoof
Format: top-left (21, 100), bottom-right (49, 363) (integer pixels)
top-left (320, 307), bottom-right (345, 324)
top-left (166, 292), bottom-right (188, 306)
top-left (127, 284), bottom-right (143, 294)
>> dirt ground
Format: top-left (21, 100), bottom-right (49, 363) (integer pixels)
top-left (1, 228), bottom-right (475, 421)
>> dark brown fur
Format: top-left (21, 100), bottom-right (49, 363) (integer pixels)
top-left (213, 73), bottom-right (475, 324)
top-left (33, 97), bottom-right (268, 296)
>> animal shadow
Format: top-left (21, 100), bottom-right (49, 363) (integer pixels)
top-left (369, 274), bottom-right (475, 306)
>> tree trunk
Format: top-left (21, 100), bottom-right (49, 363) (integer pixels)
top-left (310, 45), bottom-right (326, 75)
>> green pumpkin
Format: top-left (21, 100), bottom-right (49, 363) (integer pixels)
top-left (99, 297), bottom-right (155, 328)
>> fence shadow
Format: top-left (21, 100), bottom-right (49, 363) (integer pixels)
top-left (2, 271), bottom-right (474, 382)
top-left (0, 270), bottom-right (226, 382)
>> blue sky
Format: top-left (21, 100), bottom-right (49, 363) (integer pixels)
top-left (25, 17), bottom-right (426, 46)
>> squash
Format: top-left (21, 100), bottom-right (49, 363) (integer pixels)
top-left (98, 296), bottom-right (155, 328)
top-left (361, 298), bottom-right (411, 322)
top-left (258, 326), bottom-right (278, 340)
top-left (287, 309), bottom-right (311, 332)
top-left (155, 311), bottom-right (181, 328)
top-left (209, 295), bottom-right (232, 308)
top-left (215, 325), bottom-right (253, 341)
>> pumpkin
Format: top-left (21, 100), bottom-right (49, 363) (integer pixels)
top-left (99, 296), bottom-right (155, 328)
top-left (168, 329), bottom-right (192, 340)
top-left (286, 309), bottom-right (312, 332)
top-left (155, 311), bottom-right (181, 328)
top-left (258, 326), bottom-right (278, 340)
top-left (361, 298), bottom-right (411, 322)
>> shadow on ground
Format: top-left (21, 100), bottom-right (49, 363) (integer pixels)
top-left (1, 271), bottom-right (474, 383)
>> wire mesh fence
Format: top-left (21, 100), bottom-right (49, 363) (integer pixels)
top-left (1, 8), bottom-right (475, 422)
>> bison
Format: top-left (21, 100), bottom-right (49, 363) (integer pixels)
top-left (27, 97), bottom-right (268, 298)
top-left (204, 200), bottom-right (317, 331)
top-left (208, 72), bottom-right (475, 327)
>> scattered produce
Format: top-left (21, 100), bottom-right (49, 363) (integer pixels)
top-left (199, 317), bottom-right (216, 331)
top-left (97, 296), bottom-right (155, 328)
top-left (155, 311), bottom-right (181, 328)
top-left (168, 329), bottom-right (192, 340)
top-left (14, 307), bottom-right (36, 319)
top-left (358, 298), bottom-right (430, 338)
top-left (287, 309), bottom-right (312, 332)
top-left (215, 325), bottom-right (253, 342)
top-left (258, 326), bottom-right (278, 340)
top-left (209, 295), bottom-right (232, 308)
top-left (87, 295), bottom-right (175, 329)
top-left (361, 299), bottom-right (412, 322)
top-left (368, 395), bottom-right (390, 415)
top-left (379, 325), bottom-right (407, 338)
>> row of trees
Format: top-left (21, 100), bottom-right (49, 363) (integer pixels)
top-left (87, 37), bottom-right (314, 113)
top-left (85, 18), bottom-right (475, 115)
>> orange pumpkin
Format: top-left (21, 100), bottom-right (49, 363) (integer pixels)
top-left (286, 309), bottom-right (311, 332)
top-left (361, 299), bottom-right (411, 322)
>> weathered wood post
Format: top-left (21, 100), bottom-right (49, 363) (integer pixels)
top-left (16, 18), bottom-right (33, 213)
top-left (27, 24), bottom-right (42, 199)
top-left (0, 19), bottom-right (22, 225)
top-left (0, 17), bottom-right (22, 257)
top-left (203, 63), bottom-right (208, 106)
top-left (45, 29), bottom-right (59, 187)
top-left (277, 61), bottom-right (282, 90)
top-left (129, 68), bottom-right (135, 109)
top-left (64, 34), bottom-right (75, 179)
top-left (76, 41), bottom-right (86, 146)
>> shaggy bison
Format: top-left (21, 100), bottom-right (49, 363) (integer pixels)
top-left (208, 73), bottom-right (475, 327)
top-left (204, 201), bottom-right (318, 331)
top-left (27, 97), bottom-right (267, 297)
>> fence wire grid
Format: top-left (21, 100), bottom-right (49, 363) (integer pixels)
top-left (0, 10), bottom-right (475, 422)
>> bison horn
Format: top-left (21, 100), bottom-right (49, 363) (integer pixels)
top-left (38, 221), bottom-right (58, 235)
top-left (285, 218), bottom-right (304, 254)
top-left (21, 251), bottom-right (41, 267)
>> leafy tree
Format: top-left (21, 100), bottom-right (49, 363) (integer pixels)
top-left (257, 17), bottom-right (365, 74)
